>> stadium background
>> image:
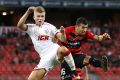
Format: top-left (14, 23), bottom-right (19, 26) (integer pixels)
top-left (0, 0), bottom-right (120, 80)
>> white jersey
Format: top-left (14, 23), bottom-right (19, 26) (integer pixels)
top-left (26, 22), bottom-right (58, 57)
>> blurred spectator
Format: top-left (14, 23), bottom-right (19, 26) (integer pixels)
top-left (0, 47), bottom-right (4, 61)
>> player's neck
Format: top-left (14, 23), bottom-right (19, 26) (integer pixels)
top-left (75, 27), bottom-right (79, 36)
top-left (75, 27), bottom-right (84, 36)
top-left (36, 22), bottom-right (44, 27)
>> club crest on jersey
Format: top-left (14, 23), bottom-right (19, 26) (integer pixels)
top-left (45, 29), bottom-right (49, 34)
top-left (38, 35), bottom-right (49, 40)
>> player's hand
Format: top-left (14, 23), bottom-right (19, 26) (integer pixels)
top-left (60, 26), bottom-right (65, 34)
top-left (27, 6), bottom-right (35, 14)
top-left (102, 33), bottom-right (111, 40)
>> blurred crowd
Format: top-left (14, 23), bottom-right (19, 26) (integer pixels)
top-left (0, 15), bottom-right (120, 80)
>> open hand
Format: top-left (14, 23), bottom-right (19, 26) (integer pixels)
top-left (103, 33), bottom-right (111, 40)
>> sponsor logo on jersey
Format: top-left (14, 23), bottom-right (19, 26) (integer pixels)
top-left (38, 35), bottom-right (49, 40)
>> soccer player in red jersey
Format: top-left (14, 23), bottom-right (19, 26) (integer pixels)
top-left (59, 17), bottom-right (111, 80)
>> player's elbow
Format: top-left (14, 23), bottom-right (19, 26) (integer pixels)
top-left (17, 23), bottom-right (26, 31)
top-left (17, 22), bottom-right (22, 29)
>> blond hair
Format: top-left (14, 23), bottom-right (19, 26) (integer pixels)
top-left (34, 6), bottom-right (46, 13)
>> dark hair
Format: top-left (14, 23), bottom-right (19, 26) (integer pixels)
top-left (76, 17), bottom-right (88, 25)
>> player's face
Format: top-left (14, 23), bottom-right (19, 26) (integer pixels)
top-left (33, 11), bottom-right (45, 26)
top-left (77, 23), bottom-right (88, 35)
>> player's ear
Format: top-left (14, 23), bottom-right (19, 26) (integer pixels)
top-left (33, 16), bottom-right (35, 20)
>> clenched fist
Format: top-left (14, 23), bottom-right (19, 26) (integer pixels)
top-left (60, 26), bottom-right (65, 34)
top-left (27, 6), bottom-right (35, 14)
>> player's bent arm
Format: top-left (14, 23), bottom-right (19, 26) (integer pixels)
top-left (56, 26), bottom-right (66, 42)
top-left (56, 32), bottom-right (66, 42)
top-left (17, 6), bottom-right (35, 31)
top-left (17, 11), bottom-right (30, 31)
top-left (93, 33), bottom-right (111, 42)
top-left (93, 35), bottom-right (104, 42)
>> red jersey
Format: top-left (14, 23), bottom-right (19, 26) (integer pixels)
top-left (59, 26), bottom-right (95, 54)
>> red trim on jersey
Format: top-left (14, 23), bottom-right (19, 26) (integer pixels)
top-left (54, 32), bottom-right (59, 39)
top-left (57, 46), bottom-right (70, 56)
top-left (64, 50), bottom-right (70, 56)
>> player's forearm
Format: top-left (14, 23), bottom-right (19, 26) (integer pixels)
top-left (94, 35), bottom-right (105, 42)
top-left (58, 33), bottom-right (66, 42)
top-left (60, 33), bottom-right (66, 41)
top-left (17, 10), bottom-right (30, 29)
top-left (94, 33), bottom-right (111, 42)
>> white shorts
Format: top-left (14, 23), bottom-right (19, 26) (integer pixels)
top-left (34, 43), bottom-right (60, 71)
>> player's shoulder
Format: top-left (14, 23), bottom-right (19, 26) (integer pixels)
top-left (65, 26), bottom-right (75, 32)
top-left (66, 26), bottom-right (74, 29)
top-left (85, 30), bottom-right (95, 38)
top-left (27, 23), bottom-right (36, 27)
top-left (85, 30), bottom-right (93, 34)
top-left (43, 22), bottom-right (56, 27)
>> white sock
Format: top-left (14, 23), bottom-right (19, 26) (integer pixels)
top-left (64, 53), bottom-right (76, 71)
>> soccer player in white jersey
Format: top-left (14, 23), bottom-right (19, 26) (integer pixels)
top-left (17, 6), bottom-right (80, 80)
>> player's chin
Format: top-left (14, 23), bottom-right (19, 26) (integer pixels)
top-left (37, 22), bottom-right (43, 26)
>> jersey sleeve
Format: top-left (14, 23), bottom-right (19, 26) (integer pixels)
top-left (64, 27), bottom-right (71, 37)
top-left (50, 24), bottom-right (58, 37)
top-left (26, 24), bottom-right (34, 35)
top-left (85, 31), bottom-right (95, 39)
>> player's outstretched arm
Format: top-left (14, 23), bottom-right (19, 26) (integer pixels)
top-left (56, 26), bottom-right (67, 42)
top-left (17, 6), bottom-right (35, 31)
top-left (93, 33), bottom-right (111, 42)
